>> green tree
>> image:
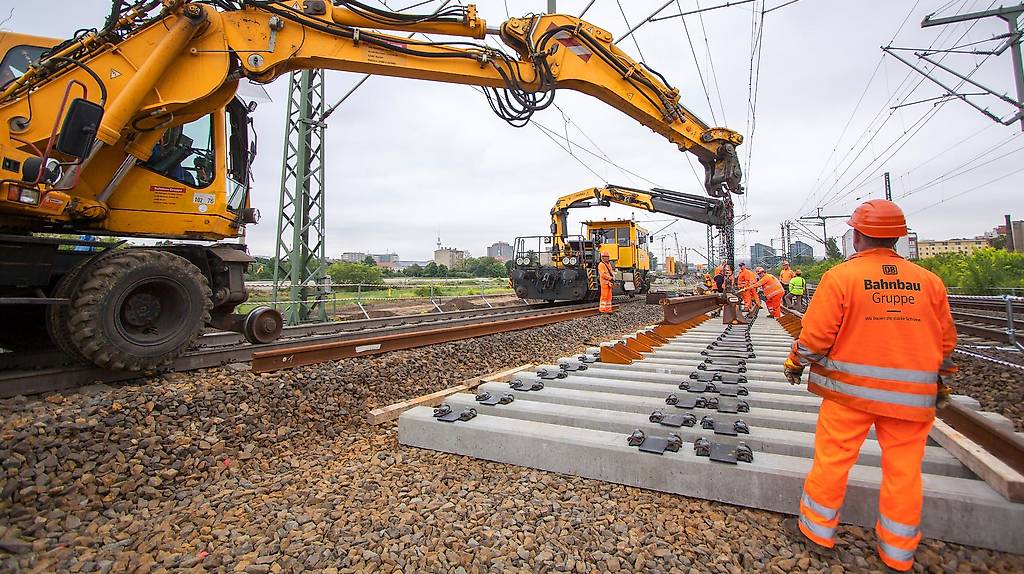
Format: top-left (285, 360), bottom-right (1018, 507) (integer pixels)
top-left (326, 262), bottom-right (383, 289)
top-left (825, 238), bottom-right (842, 260)
top-left (423, 262), bottom-right (439, 277)
top-left (362, 255), bottom-right (377, 266)
top-left (437, 264), bottom-right (449, 277)
top-left (404, 263), bottom-right (423, 277)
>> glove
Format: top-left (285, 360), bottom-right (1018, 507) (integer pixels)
top-left (936, 377), bottom-right (952, 408)
top-left (783, 358), bottom-right (805, 386)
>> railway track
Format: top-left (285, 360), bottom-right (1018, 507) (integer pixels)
top-left (0, 298), bottom-right (634, 399)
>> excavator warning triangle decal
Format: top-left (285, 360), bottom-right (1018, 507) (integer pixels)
top-left (546, 24), bottom-right (592, 63)
top-left (109, 69), bottom-right (121, 79)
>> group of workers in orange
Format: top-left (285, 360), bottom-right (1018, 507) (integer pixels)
top-left (702, 261), bottom-right (799, 318)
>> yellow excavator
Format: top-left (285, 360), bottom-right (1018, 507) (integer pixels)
top-left (0, 1), bottom-right (743, 370)
top-left (510, 185), bottom-right (730, 301)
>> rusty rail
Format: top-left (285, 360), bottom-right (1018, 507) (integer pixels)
top-left (658, 294), bottom-right (725, 324)
top-left (251, 305), bottom-right (606, 373)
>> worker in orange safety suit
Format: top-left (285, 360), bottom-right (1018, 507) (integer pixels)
top-left (735, 262), bottom-right (757, 312)
top-left (702, 273), bottom-right (715, 293)
top-left (781, 199), bottom-right (957, 572)
top-left (739, 266), bottom-right (784, 318)
top-left (598, 252), bottom-right (615, 314)
top-left (780, 260), bottom-right (796, 306)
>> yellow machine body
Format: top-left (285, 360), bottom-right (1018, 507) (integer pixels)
top-left (585, 219), bottom-right (651, 272)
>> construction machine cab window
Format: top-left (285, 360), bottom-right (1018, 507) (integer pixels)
top-left (0, 45), bottom-right (45, 88)
top-left (616, 227), bottom-right (631, 247)
top-left (141, 116), bottom-right (215, 189)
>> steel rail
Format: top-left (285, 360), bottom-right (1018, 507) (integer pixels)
top-left (0, 300), bottom-right (628, 398)
top-left (953, 320), bottom-right (1024, 345)
top-left (0, 301), bottom-right (564, 372)
top-left (250, 304), bottom-right (612, 373)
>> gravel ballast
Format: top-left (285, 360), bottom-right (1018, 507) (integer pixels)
top-left (2, 302), bottom-right (1022, 573)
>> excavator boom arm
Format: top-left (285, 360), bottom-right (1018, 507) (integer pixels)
top-left (1, 1), bottom-right (744, 218)
top-left (550, 185), bottom-right (730, 246)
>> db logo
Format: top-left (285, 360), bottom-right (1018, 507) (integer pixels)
top-left (882, 265), bottom-right (898, 275)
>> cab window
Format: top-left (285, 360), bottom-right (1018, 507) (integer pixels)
top-left (616, 227), bottom-right (630, 246)
top-left (0, 45), bottom-right (47, 88)
top-left (141, 115), bottom-right (215, 188)
top-left (224, 98), bottom-right (251, 212)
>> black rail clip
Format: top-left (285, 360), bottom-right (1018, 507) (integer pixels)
top-left (536, 366), bottom-right (567, 380)
top-left (694, 438), bottom-right (754, 464)
top-left (649, 410), bottom-right (697, 428)
top-left (719, 384), bottom-right (749, 397)
top-left (700, 415), bottom-right (751, 436)
top-left (509, 378), bottom-right (545, 392)
top-left (697, 362), bottom-right (747, 374)
top-left (433, 403), bottom-right (477, 423)
top-left (679, 380), bottom-right (717, 394)
top-left (475, 391), bottom-right (515, 406)
top-left (715, 397), bottom-right (750, 413)
top-left (627, 429), bottom-right (683, 455)
top-left (665, 393), bottom-right (713, 409)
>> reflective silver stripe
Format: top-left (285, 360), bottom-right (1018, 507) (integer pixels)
top-left (878, 515), bottom-right (919, 539)
top-left (799, 515), bottom-right (835, 541)
top-left (821, 358), bottom-right (937, 384)
top-left (808, 372), bottom-right (936, 408)
top-left (878, 540), bottom-right (916, 562)
top-left (801, 492), bottom-right (837, 521)
top-left (795, 342), bottom-right (825, 364)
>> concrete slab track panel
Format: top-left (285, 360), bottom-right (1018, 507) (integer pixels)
top-left (398, 316), bottom-right (1024, 554)
top-left (399, 408), bottom-right (1023, 553)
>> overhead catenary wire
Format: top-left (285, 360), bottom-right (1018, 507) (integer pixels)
top-left (676, 0), bottom-right (719, 125)
top-left (805, 0), bottom-right (997, 213)
top-left (796, 0), bottom-right (988, 215)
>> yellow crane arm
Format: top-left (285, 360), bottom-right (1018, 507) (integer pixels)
top-left (549, 185), bottom-right (731, 253)
top-left (1, 1), bottom-right (744, 213)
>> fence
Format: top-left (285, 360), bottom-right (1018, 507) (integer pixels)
top-left (242, 281), bottom-right (516, 319)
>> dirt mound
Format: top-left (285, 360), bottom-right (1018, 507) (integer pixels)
top-left (437, 297), bottom-right (482, 312)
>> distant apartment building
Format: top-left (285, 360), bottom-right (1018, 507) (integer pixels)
top-left (916, 238), bottom-right (989, 258)
top-left (340, 252), bottom-right (366, 263)
top-left (908, 232), bottom-right (918, 260)
top-left (789, 241), bottom-right (814, 260)
top-left (370, 253), bottom-right (399, 269)
top-left (989, 219), bottom-right (1024, 251)
top-left (434, 247), bottom-right (466, 268)
top-left (750, 243), bottom-right (775, 267)
top-left (487, 241), bottom-right (514, 262)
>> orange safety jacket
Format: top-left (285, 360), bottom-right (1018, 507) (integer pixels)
top-left (750, 273), bottom-right (785, 299)
top-left (787, 248), bottom-right (957, 422)
top-left (736, 268), bottom-right (756, 289)
top-left (780, 268), bottom-right (796, 284)
top-left (598, 261), bottom-right (615, 286)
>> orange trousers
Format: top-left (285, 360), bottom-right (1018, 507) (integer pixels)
top-left (765, 293), bottom-right (783, 318)
top-left (740, 290), bottom-right (756, 312)
top-left (799, 400), bottom-right (933, 572)
top-left (599, 281), bottom-right (613, 313)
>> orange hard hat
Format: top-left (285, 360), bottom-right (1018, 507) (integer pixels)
top-left (847, 199), bottom-right (907, 238)
top-left (755, 266), bottom-right (765, 274)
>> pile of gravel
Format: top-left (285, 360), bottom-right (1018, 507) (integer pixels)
top-left (1, 302), bottom-right (1020, 572)
top-left (949, 352), bottom-right (1024, 431)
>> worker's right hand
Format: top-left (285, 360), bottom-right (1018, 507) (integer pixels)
top-left (783, 358), bottom-right (805, 385)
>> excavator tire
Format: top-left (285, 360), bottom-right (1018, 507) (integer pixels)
top-left (46, 257), bottom-right (97, 363)
top-left (67, 249), bottom-right (212, 371)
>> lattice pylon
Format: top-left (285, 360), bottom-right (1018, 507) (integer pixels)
top-left (272, 70), bottom-right (328, 325)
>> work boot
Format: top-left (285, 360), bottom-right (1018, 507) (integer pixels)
top-left (783, 517), bottom-right (836, 559)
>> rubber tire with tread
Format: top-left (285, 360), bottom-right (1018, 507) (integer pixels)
top-left (46, 258), bottom-right (95, 363)
top-left (68, 250), bottom-right (212, 371)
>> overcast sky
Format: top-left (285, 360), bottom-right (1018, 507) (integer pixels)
top-left (7, 0), bottom-right (1022, 262)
